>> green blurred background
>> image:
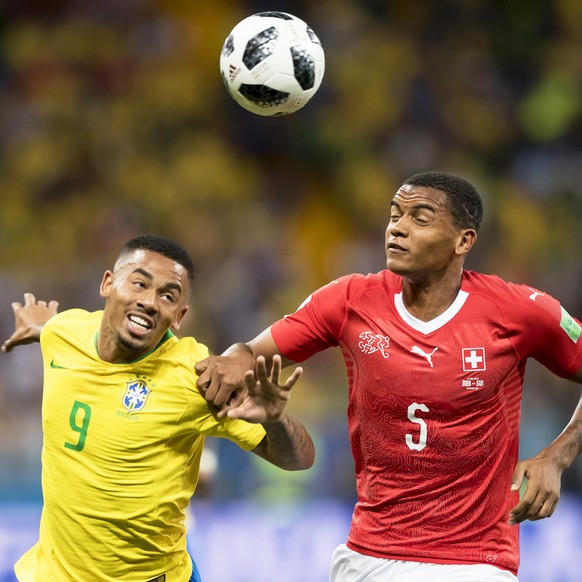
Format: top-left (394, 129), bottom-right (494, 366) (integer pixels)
top-left (0, 0), bottom-right (581, 579)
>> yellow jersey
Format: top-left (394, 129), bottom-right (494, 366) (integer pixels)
top-left (15, 309), bottom-right (266, 581)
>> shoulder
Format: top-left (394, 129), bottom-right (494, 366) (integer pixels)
top-left (44, 309), bottom-right (100, 335)
top-left (463, 270), bottom-right (539, 304)
top-left (40, 309), bottom-right (102, 355)
top-left (315, 270), bottom-right (398, 299)
top-left (136, 336), bottom-right (211, 399)
top-left (295, 270), bottom-right (398, 316)
top-left (462, 270), bottom-right (568, 326)
top-left (164, 335), bottom-right (210, 360)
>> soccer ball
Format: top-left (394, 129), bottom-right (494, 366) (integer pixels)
top-left (219, 12), bottom-right (325, 116)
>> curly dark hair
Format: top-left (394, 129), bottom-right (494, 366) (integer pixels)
top-left (117, 234), bottom-right (195, 284)
top-left (403, 172), bottom-right (483, 232)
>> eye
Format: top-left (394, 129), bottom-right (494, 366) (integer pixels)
top-left (160, 291), bottom-right (177, 303)
top-left (133, 280), bottom-right (146, 288)
top-left (389, 214), bottom-right (401, 222)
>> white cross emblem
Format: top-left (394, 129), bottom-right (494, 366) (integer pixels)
top-left (462, 347), bottom-right (486, 372)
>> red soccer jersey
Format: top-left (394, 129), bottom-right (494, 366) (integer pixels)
top-left (271, 269), bottom-right (582, 575)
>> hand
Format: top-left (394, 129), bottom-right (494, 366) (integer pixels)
top-left (508, 453), bottom-right (562, 525)
top-left (1, 293), bottom-right (59, 353)
top-left (195, 344), bottom-right (256, 415)
top-left (225, 355), bottom-right (303, 423)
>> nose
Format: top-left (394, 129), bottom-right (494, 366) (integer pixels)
top-left (136, 289), bottom-right (158, 313)
top-left (387, 215), bottom-right (408, 237)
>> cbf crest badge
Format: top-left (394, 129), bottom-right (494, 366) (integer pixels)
top-left (122, 380), bottom-right (151, 412)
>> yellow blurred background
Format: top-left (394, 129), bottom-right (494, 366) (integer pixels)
top-left (0, 1), bottom-right (581, 580)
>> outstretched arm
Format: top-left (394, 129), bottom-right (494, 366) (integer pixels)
top-left (195, 328), bottom-right (288, 414)
top-left (509, 380), bottom-right (582, 525)
top-left (1, 293), bottom-right (59, 353)
top-left (240, 355), bottom-right (314, 471)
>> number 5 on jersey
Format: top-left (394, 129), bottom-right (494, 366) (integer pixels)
top-left (406, 402), bottom-right (429, 451)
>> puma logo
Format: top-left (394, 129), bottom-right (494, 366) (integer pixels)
top-left (411, 346), bottom-right (438, 368)
top-left (528, 289), bottom-right (544, 302)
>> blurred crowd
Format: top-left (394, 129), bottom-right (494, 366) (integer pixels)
top-left (0, 0), bottom-right (581, 501)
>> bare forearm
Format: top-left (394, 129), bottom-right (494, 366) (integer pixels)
top-left (221, 337), bottom-right (294, 374)
top-left (222, 342), bottom-right (254, 357)
top-left (546, 395), bottom-right (582, 470)
top-left (255, 415), bottom-right (315, 471)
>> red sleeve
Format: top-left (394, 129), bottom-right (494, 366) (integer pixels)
top-left (271, 276), bottom-right (355, 362)
top-left (507, 283), bottom-right (582, 378)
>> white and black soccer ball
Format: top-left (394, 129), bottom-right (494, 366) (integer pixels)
top-left (219, 12), bottom-right (325, 116)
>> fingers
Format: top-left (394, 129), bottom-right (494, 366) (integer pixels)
top-left (3, 294), bottom-right (58, 353)
top-left (284, 366), bottom-right (303, 390)
top-left (1, 337), bottom-right (14, 353)
top-left (23, 293), bottom-right (36, 306)
top-left (509, 498), bottom-right (533, 525)
top-left (10, 301), bottom-right (23, 316)
top-left (244, 369), bottom-right (256, 389)
top-left (508, 482), bottom-right (560, 524)
top-left (194, 358), bottom-right (210, 377)
top-left (252, 355), bottom-right (300, 393)
top-left (509, 496), bottom-right (554, 524)
top-left (270, 355), bottom-right (282, 384)
top-left (215, 390), bottom-right (248, 419)
top-left (3, 301), bottom-right (25, 352)
top-left (526, 496), bottom-right (558, 521)
top-left (195, 361), bottom-right (228, 408)
top-left (510, 462), bottom-right (526, 492)
top-left (207, 378), bottom-right (242, 410)
top-left (254, 355), bottom-right (273, 386)
top-left (226, 390), bottom-right (246, 411)
top-left (203, 376), bottom-right (222, 407)
top-left (195, 355), bottom-right (252, 410)
top-left (11, 294), bottom-right (58, 318)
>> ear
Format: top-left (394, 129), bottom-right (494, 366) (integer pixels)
top-left (99, 270), bottom-right (114, 299)
top-left (456, 229), bottom-right (477, 256)
top-left (172, 305), bottom-right (189, 331)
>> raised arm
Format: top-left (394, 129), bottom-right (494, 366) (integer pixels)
top-left (1, 293), bottom-right (59, 353)
top-left (240, 355), bottom-right (314, 470)
top-left (509, 373), bottom-right (582, 525)
top-left (195, 327), bottom-right (288, 412)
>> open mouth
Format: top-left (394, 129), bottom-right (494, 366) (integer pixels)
top-left (127, 314), bottom-right (152, 334)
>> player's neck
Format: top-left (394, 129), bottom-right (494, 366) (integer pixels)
top-left (96, 325), bottom-right (147, 364)
top-left (96, 334), bottom-right (139, 364)
top-left (400, 272), bottom-right (464, 322)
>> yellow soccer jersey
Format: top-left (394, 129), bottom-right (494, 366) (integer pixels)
top-left (15, 309), bottom-right (266, 582)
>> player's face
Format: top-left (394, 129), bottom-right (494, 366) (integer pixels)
top-left (98, 250), bottom-right (190, 363)
top-left (385, 185), bottom-right (474, 282)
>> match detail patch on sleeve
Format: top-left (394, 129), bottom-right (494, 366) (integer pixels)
top-left (560, 306), bottom-right (581, 343)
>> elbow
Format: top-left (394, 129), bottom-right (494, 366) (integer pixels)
top-left (283, 446), bottom-right (316, 472)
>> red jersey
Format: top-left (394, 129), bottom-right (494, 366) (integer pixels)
top-left (271, 269), bottom-right (582, 575)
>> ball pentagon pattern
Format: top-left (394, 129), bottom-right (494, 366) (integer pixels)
top-left (220, 12), bottom-right (325, 116)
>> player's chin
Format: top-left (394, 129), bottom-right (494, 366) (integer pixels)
top-left (118, 331), bottom-right (154, 352)
top-left (385, 257), bottom-right (410, 276)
